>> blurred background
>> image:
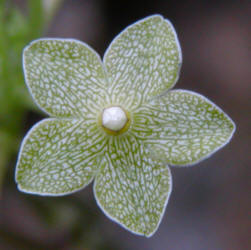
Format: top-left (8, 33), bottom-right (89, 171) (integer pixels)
top-left (0, 0), bottom-right (250, 249)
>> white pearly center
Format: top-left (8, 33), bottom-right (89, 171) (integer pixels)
top-left (102, 106), bottom-right (127, 131)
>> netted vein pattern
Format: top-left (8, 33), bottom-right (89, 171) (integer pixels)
top-left (16, 15), bottom-right (235, 236)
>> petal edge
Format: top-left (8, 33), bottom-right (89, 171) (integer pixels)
top-left (15, 118), bottom-right (107, 195)
top-left (93, 135), bottom-right (172, 236)
top-left (23, 38), bottom-right (109, 118)
top-left (133, 89), bottom-right (236, 166)
top-left (104, 15), bottom-right (182, 109)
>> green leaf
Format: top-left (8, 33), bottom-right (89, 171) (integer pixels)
top-left (15, 118), bottom-right (107, 195)
top-left (133, 90), bottom-right (235, 166)
top-left (104, 15), bottom-right (182, 109)
top-left (28, 0), bottom-right (44, 38)
top-left (94, 134), bottom-right (172, 236)
top-left (23, 39), bottom-right (109, 118)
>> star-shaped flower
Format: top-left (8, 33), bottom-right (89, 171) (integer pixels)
top-left (15, 15), bottom-right (235, 237)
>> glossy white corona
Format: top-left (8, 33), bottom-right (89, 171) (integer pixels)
top-left (102, 106), bottom-right (127, 131)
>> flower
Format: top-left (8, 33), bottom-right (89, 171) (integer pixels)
top-left (15, 15), bottom-right (235, 237)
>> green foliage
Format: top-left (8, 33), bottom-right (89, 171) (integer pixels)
top-left (0, 0), bottom-right (44, 188)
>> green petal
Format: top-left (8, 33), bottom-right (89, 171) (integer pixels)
top-left (94, 134), bottom-right (172, 237)
top-left (104, 15), bottom-right (182, 109)
top-left (23, 39), bottom-right (109, 118)
top-left (133, 90), bottom-right (236, 166)
top-left (15, 118), bottom-right (107, 195)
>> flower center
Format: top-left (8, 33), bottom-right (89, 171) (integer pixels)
top-left (100, 106), bottom-right (130, 135)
